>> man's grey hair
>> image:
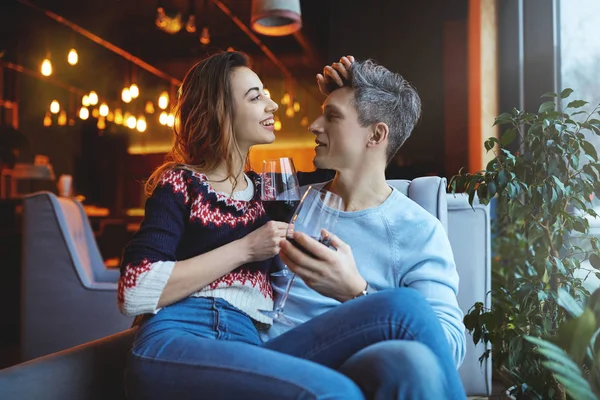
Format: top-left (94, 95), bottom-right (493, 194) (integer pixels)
top-left (347, 60), bottom-right (421, 162)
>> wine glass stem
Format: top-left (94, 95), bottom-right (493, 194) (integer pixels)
top-left (275, 273), bottom-right (296, 312)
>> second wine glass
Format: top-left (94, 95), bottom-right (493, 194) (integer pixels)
top-left (258, 186), bottom-right (344, 324)
top-left (261, 157), bottom-right (301, 277)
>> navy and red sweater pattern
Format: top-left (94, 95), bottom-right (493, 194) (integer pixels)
top-left (117, 168), bottom-right (274, 325)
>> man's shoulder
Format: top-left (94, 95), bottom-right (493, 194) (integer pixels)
top-left (384, 188), bottom-right (443, 230)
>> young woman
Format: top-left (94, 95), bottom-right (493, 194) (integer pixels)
top-left (118, 51), bottom-right (364, 400)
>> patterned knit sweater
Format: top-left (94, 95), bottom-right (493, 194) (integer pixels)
top-left (117, 168), bottom-right (273, 325)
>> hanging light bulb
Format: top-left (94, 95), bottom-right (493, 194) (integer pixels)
top-left (145, 101), bottom-right (155, 114)
top-left (92, 108), bottom-right (100, 118)
top-left (285, 106), bottom-right (295, 118)
top-left (159, 111), bottom-right (168, 125)
top-left (43, 111), bottom-right (52, 126)
top-left (158, 91), bottom-right (169, 110)
top-left (58, 110), bottom-right (67, 126)
top-left (107, 111), bottom-right (114, 122)
top-left (122, 87), bottom-right (132, 103)
top-left (79, 107), bottom-right (89, 120)
top-left (41, 58), bottom-right (52, 76)
top-left (126, 115), bottom-right (137, 129)
top-left (199, 26), bottom-right (211, 45)
top-left (293, 101), bottom-right (300, 112)
top-left (67, 48), bottom-right (78, 65)
top-left (88, 91), bottom-right (98, 105)
top-left (264, 88), bottom-right (271, 98)
top-left (129, 84), bottom-right (139, 99)
top-left (186, 15), bottom-right (197, 33)
top-left (281, 93), bottom-right (290, 105)
top-left (136, 115), bottom-right (147, 132)
top-left (114, 109), bottom-right (123, 125)
top-left (274, 117), bottom-right (282, 131)
top-left (50, 100), bottom-right (60, 114)
top-left (155, 7), bottom-right (168, 28)
top-left (99, 103), bottom-right (109, 117)
top-left (82, 95), bottom-right (91, 107)
top-left (300, 116), bottom-right (309, 126)
top-left (227, 46), bottom-right (234, 52)
top-left (166, 113), bottom-right (175, 127)
top-left (97, 116), bottom-right (106, 130)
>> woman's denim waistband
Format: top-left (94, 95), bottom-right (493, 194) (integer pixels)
top-left (133, 297), bottom-right (262, 354)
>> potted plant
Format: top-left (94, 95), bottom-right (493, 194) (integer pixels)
top-left (526, 287), bottom-right (600, 400)
top-left (450, 89), bottom-right (600, 399)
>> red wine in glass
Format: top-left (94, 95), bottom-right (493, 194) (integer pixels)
top-left (262, 200), bottom-right (300, 223)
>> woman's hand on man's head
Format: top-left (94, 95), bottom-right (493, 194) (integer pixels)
top-left (317, 55), bottom-right (355, 96)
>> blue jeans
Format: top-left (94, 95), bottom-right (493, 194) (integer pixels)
top-left (126, 289), bottom-right (466, 400)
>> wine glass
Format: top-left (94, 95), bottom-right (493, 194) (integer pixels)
top-left (258, 186), bottom-right (344, 324)
top-left (261, 158), bottom-right (301, 277)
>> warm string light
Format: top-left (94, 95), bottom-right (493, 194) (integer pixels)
top-left (136, 115), bottom-right (147, 132)
top-left (88, 91), bottom-right (98, 105)
top-left (99, 103), bottom-right (109, 117)
top-left (67, 48), bottom-right (78, 65)
top-left (41, 58), bottom-right (52, 76)
top-left (79, 107), bottom-right (89, 120)
top-left (50, 100), bottom-right (60, 114)
top-left (126, 115), bottom-right (137, 129)
top-left (158, 92), bottom-right (169, 110)
top-left (159, 111), bottom-right (168, 125)
top-left (58, 110), bottom-right (67, 126)
top-left (129, 84), bottom-right (140, 99)
top-left (43, 111), bottom-right (52, 126)
top-left (274, 116), bottom-right (282, 131)
top-left (122, 87), bottom-right (132, 103)
top-left (199, 26), bottom-right (211, 45)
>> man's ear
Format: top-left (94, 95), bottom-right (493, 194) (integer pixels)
top-left (367, 122), bottom-right (389, 147)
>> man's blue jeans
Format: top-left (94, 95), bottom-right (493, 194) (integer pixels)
top-left (126, 288), bottom-right (466, 399)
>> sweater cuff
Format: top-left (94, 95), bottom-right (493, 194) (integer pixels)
top-left (121, 261), bottom-right (175, 316)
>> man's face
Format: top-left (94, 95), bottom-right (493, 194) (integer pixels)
top-left (309, 87), bottom-right (372, 171)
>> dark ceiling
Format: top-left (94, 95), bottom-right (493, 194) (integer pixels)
top-left (2, 0), bottom-right (330, 81)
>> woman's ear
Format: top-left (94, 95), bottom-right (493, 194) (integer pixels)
top-left (367, 122), bottom-right (389, 147)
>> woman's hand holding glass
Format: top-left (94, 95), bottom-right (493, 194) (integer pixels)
top-left (261, 157), bottom-right (301, 276)
top-left (240, 220), bottom-right (289, 263)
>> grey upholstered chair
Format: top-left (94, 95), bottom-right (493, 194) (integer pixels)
top-left (1, 178), bottom-right (491, 399)
top-left (20, 191), bottom-right (133, 361)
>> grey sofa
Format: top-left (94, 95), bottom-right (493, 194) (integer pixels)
top-left (0, 178), bottom-right (491, 398)
top-left (19, 192), bottom-right (133, 361)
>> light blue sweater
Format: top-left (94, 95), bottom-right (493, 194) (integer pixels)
top-left (263, 185), bottom-right (466, 367)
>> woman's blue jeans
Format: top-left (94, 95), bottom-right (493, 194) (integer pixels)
top-left (126, 288), bottom-right (466, 400)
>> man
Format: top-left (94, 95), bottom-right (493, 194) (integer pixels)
top-left (263, 57), bottom-right (466, 399)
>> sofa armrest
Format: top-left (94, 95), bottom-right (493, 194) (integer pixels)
top-left (0, 329), bottom-right (136, 400)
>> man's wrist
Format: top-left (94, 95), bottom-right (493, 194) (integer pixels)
top-left (351, 280), bottom-right (370, 300)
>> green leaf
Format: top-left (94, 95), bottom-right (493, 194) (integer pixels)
top-left (582, 141), bottom-right (599, 161)
top-left (497, 169), bottom-right (509, 188)
top-left (501, 129), bottom-right (517, 146)
top-left (590, 253), bottom-right (600, 270)
top-left (526, 336), bottom-right (582, 371)
top-left (567, 100), bottom-right (589, 109)
top-left (560, 88), bottom-right (574, 99)
top-left (539, 101), bottom-right (556, 113)
top-left (543, 91), bottom-right (559, 99)
top-left (493, 113), bottom-right (513, 126)
top-left (558, 308), bottom-right (597, 364)
top-left (542, 360), bottom-right (595, 398)
top-left (558, 288), bottom-right (584, 317)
